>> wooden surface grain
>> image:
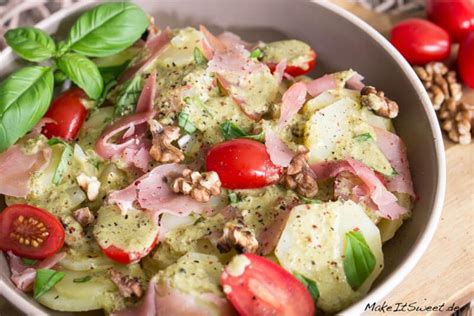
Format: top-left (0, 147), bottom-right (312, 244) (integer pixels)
top-left (330, 1), bottom-right (474, 314)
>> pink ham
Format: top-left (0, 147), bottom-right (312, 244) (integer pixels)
top-left (257, 208), bottom-right (291, 256)
top-left (278, 82), bottom-right (307, 128)
top-left (273, 59), bottom-right (287, 84)
top-left (0, 145), bottom-right (51, 197)
top-left (374, 127), bottom-right (416, 197)
top-left (119, 30), bottom-right (171, 83)
top-left (306, 74), bottom-right (337, 97)
top-left (136, 71), bottom-right (157, 113)
top-left (218, 31), bottom-right (253, 51)
top-left (200, 25), bottom-right (227, 60)
top-left (121, 145), bottom-right (152, 174)
top-left (345, 72), bottom-right (365, 91)
top-left (108, 164), bottom-right (213, 216)
top-left (8, 252), bottom-right (65, 292)
top-left (264, 129), bottom-right (296, 167)
top-left (310, 158), bottom-right (407, 219)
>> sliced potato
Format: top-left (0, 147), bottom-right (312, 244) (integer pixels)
top-left (378, 193), bottom-right (412, 243)
top-left (275, 200), bottom-right (383, 313)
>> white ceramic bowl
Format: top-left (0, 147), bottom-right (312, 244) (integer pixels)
top-left (0, 0), bottom-right (446, 315)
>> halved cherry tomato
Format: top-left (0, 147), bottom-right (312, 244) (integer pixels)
top-left (458, 31), bottom-right (474, 88)
top-left (427, 0), bottom-right (474, 42)
top-left (221, 254), bottom-right (315, 316)
top-left (266, 49), bottom-right (317, 77)
top-left (390, 18), bottom-right (451, 65)
top-left (42, 87), bottom-right (88, 141)
top-left (100, 236), bottom-right (158, 264)
top-left (206, 139), bottom-right (282, 189)
top-left (0, 204), bottom-right (65, 260)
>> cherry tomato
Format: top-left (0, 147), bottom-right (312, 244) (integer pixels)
top-left (458, 31), bottom-right (474, 88)
top-left (0, 204), bottom-right (65, 260)
top-left (427, 0), bottom-right (474, 42)
top-left (206, 139), bottom-right (282, 189)
top-left (390, 18), bottom-right (451, 65)
top-left (266, 49), bottom-right (317, 77)
top-left (221, 254), bottom-right (315, 316)
top-left (100, 237), bottom-right (158, 264)
top-left (42, 87), bottom-right (88, 141)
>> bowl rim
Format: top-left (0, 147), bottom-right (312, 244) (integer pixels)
top-left (0, 0), bottom-right (446, 315)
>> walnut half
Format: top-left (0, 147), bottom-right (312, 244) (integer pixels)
top-left (170, 169), bottom-right (221, 202)
top-left (360, 86), bottom-right (399, 119)
top-left (149, 119), bottom-right (184, 163)
top-left (108, 268), bottom-right (143, 298)
top-left (280, 147), bottom-right (318, 198)
top-left (217, 218), bottom-right (259, 254)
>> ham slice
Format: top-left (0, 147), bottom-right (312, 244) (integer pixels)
top-left (264, 129), bottom-right (296, 167)
top-left (273, 59), bottom-right (287, 84)
top-left (200, 25), bottom-right (227, 60)
top-left (345, 72), bottom-right (365, 91)
top-left (0, 145), bottom-right (51, 197)
top-left (310, 158), bottom-right (407, 220)
top-left (108, 164), bottom-right (213, 216)
top-left (257, 208), bottom-right (291, 256)
top-left (279, 82), bottom-right (307, 128)
top-left (8, 252), bottom-right (65, 292)
top-left (121, 145), bottom-right (152, 173)
top-left (306, 74), bottom-right (337, 97)
top-left (374, 127), bottom-right (416, 198)
top-left (119, 30), bottom-right (171, 83)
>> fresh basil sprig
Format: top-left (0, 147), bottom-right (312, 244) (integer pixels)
top-left (220, 121), bottom-right (264, 142)
top-left (0, 66), bottom-right (54, 152)
top-left (4, 27), bottom-right (56, 62)
top-left (343, 230), bottom-right (376, 291)
top-left (34, 269), bottom-right (65, 299)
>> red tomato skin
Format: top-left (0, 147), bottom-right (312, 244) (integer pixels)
top-left (206, 139), bottom-right (282, 189)
top-left (0, 204), bottom-right (65, 260)
top-left (458, 31), bottom-right (474, 88)
top-left (221, 254), bottom-right (315, 316)
top-left (267, 49), bottom-right (317, 77)
top-left (42, 87), bottom-right (88, 141)
top-left (390, 18), bottom-right (451, 65)
top-left (100, 235), bottom-right (158, 264)
top-left (427, 0), bottom-right (474, 42)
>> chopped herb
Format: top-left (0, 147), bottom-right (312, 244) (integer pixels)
top-left (298, 195), bottom-right (321, 204)
top-left (249, 48), bottom-right (263, 60)
top-left (178, 112), bottom-right (197, 134)
top-left (52, 144), bottom-right (73, 185)
top-left (193, 47), bottom-right (208, 65)
top-left (47, 138), bottom-right (64, 146)
top-left (21, 258), bottom-right (37, 266)
top-left (353, 133), bottom-right (373, 142)
top-left (193, 216), bottom-right (205, 225)
top-left (73, 275), bottom-right (92, 283)
top-left (343, 230), bottom-right (376, 291)
top-left (115, 75), bottom-right (144, 116)
top-left (34, 269), bottom-right (65, 299)
top-left (220, 121), bottom-right (264, 142)
top-left (228, 192), bottom-right (240, 204)
top-left (294, 273), bottom-right (320, 302)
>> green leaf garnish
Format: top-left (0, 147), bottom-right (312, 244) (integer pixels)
top-left (73, 275), bottom-right (92, 283)
top-left (65, 2), bottom-right (149, 57)
top-left (115, 75), bottom-right (144, 116)
top-left (34, 269), bottom-right (65, 299)
top-left (4, 27), bottom-right (56, 62)
top-left (353, 133), bottom-right (373, 142)
top-left (47, 138), bottom-right (65, 146)
top-left (0, 66), bottom-right (54, 153)
top-left (343, 230), bottom-right (376, 291)
top-left (52, 144), bottom-right (73, 185)
top-left (220, 121), bottom-right (264, 142)
top-left (298, 195), bottom-right (321, 204)
top-left (21, 258), bottom-right (37, 266)
top-left (178, 112), bottom-right (197, 134)
top-left (249, 48), bottom-right (263, 60)
top-left (228, 192), bottom-right (240, 204)
top-left (294, 273), bottom-right (320, 302)
top-left (193, 47), bottom-right (208, 65)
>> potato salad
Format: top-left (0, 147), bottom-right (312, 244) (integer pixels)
top-left (0, 2), bottom-right (415, 315)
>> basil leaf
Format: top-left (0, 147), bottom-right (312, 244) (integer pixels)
top-left (0, 66), bottom-right (54, 152)
top-left (47, 138), bottom-right (64, 146)
top-left (298, 195), bottom-right (321, 204)
top-left (57, 53), bottom-right (104, 100)
top-left (294, 273), bottom-right (320, 302)
top-left (52, 144), bottom-right (73, 185)
top-left (5, 27), bottom-right (56, 62)
top-left (34, 269), bottom-right (65, 299)
top-left (115, 75), bottom-right (143, 116)
top-left (193, 47), bottom-right (208, 65)
top-left (21, 258), bottom-right (37, 266)
top-left (73, 275), bottom-right (92, 283)
top-left (66, 2), bottom-right (149, 57)
top-left (343, 231), bottom-right (376, 291)
top-left (178, 112), bottom-right (197, 134)
top-left (250, 48), bottom-right (263, 60)
top-left (353, 133), bottom-right (373, 142)
top-left (220, 121), bottom-right (264, 142)
top-left (99, 62), bottom-right (129, 84)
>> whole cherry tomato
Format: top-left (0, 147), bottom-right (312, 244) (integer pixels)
top-left (42, 87), bottom-right (88, 141)
top-left (426, 0), bottom-right (474, 42)
top-left (206, 139), bottom-right (282, 189)
top-left (458, 31), bottom-right (474, 88)
top-left (390, 18), bottom-right (451, 65)
top-left (221, 254), bottom-right (315, 316)
top-left (0, 204), bottom-right (65, 260)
